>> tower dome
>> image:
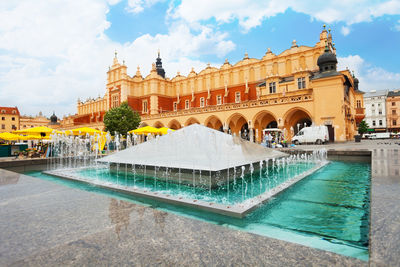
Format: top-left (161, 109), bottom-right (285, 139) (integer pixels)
top-left (50, 112), bottom-right (58, 123)
top-left (317, 45), bottom-right (337, 72)
top-left (353, 73), bottom-right (359, 90)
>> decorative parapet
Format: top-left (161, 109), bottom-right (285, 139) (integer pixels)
top-left (142, 92), bottom-right (313, 120)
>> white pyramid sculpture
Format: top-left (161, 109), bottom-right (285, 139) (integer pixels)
top-left (98, 124), bottom-right (286, 171)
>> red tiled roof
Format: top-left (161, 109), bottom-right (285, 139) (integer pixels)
top-left (0, 107), bottom-right (20, 116)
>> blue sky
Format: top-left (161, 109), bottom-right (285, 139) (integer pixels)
top-left (0, 0), bottom-right (399, 117)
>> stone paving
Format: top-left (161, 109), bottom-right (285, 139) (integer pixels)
top-left (0, 139), bottom-right (398, 266)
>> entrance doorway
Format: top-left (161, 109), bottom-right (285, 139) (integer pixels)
top-left (327, 125), bottom-right (335, 142)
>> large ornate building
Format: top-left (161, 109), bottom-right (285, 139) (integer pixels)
top-left (63, 26), bottom-right (365, 142)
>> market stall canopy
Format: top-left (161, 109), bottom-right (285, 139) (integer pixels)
top-left (22, 135), bottom-right (51, 140)
top-left (129, 126), bottom-right (160, 135)
top-left (65, 127), bottom-right (106, 136)
top-left (14, 126), bottom-right (62, 136)
top-left (157, 127), bottom-right (175, 135)
top-left (0, 132), bottom-right (25, 141)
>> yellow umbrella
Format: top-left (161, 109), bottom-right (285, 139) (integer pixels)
top-left (157, 127), bottom-right (175, 135)
top-left (0, 132), bottom-right (25, 141)
top-left (129, 126), bottom-right (159, 135)
top-left (21, 135), bottom-right (51, 140)
top-left (65, 127), bottom-right (106, 136)
top-left (14, 126), bottom-right (61, 136)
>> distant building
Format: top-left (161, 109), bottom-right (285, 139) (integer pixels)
top-left (386, 90), bottom-right (400, 132)
top-left (20, 112), bottom-right (50, 129)
top-left (64, 26), bottom-right (365, 141)
top-left (0, 107), bottom-right (20, 133)
top-left (363, 90), bottom-right (388, 132)
top-left (20, 111), bottom-right (60, 130)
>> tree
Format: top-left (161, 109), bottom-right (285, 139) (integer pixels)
top-left (104, 102), bottom-right (141, 136)
top-left (358, 120), bottom-right (369, 136)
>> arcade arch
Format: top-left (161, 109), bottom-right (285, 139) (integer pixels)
top-left (204, 115), bottom-right (223, 131)
top-left (184, 117), bottom-right (200, 126)
top-left (227, 113), bottom-right (248, 137)
top-left (283, 107), bottom-right (312, 139)
top-left (153, 121), bottom-right (164, 128)
top-left (253, 110), bottom-right (278, 142)
top-left (139, 122), bottom-right (148, 128)
top-left (167, 119), bottom-right (182, 130)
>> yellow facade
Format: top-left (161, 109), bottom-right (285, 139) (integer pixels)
top-left (0, 107), bottom-right (20, 133)
top-left (20, 114), bottom-right (49, 129)
top-left (68, 27), bottom-right (364, 142)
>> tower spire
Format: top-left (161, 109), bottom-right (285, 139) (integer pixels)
top-left (113, 50), bottom-right (119, 65)
top-left (155, 50), bottom-right (165, 78)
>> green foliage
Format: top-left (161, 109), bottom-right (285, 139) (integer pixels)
top-left (358, 120), bottom-right (369, 135)
top-left (104, 102), bottom-right (141, 136)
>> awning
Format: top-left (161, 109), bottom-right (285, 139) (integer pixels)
top-left (65, 127), bottom-right (106, 136)
top-left (129, 126), bottom-right (160, 135)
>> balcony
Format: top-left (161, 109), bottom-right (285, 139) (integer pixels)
top-left (355, 107), bottom-right (365, 115)
top-left (355, 107), bottom-right (365, 124)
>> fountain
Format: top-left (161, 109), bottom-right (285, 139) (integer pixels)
top-left (44, 124), bottom-right (328, 218)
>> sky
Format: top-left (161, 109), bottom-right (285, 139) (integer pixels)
top-left (0, 0), bottom-right (399, 118)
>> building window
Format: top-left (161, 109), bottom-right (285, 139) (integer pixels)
top-left (23, 125), bottom-right (26, 128)
top-left (371, 104), bottom-right (374, 107)
top-left (379, 120), bottom-right (383, 126)
top-left (173, 102), bottom-right (177, 111)
top-left (393, 110), bottom-right (397, 115)
top-left (394, 120), bottom-right (397, 126)
top-left (392, 102), bottom-right (396, 106)
top-left (378, 103), bottom-right (381, 107)
top-left (1, 124), bottom-right (4, 129)
top-left (1, 117), bottom-right (4, 121)
top-left (379, 109), bottom-right (382, 115)
top-left (297, 77), bottom-right (306, 89)
top-left (11, 125), bottom-right (16, 130)
top-left (111, 94), bottom-right (119, 108)
top-left (217, 95), bottom-right (222, 105)
top-left (12, 110), bottom-right (16, 114)
top-left (269, 82), bottom-right (276, 94)
top-left (12, 117), bottom-right (15, 121)
top-left (372, 120), bottom-right (376, 126)
top-left (235, 92), bottom-right (241, 103)
top-left (185, 100), bottom-right (190, 109)
top-left (356, 100), bottom-right (361, 108)
top-left (1, 110), bottom-right (5, 114)
top-left (200, 97), bottom-right (205, 108)
top-left (142, 100), bottom-right (148, 113)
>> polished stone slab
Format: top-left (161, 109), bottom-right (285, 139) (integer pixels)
top-left (369, 148), bottom-right (400, 267)
top-left (0, 169), bottom-right (365, 266)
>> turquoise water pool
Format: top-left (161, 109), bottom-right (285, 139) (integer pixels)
top-left (67, 160), bottom-right (319, 205)
top-left (25, 160), bottom-right (370, 260)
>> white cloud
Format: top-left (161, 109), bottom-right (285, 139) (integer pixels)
top-left (119, 22), bottom-right (235, 77)
top-left (1, 0), bottom-right (398, 118)
top-left (170, 0), bottom-right (400, 32)
top-left (394, 20), bottom-right (400, 31)
top-left (338, 55), bottom-right (400, 92)
top-left (0, 0), bottom-right (235, 117)
top-left (125, 0), bottom-right (164, 14)
top-left (341, 26), bottom-right (350, 36)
